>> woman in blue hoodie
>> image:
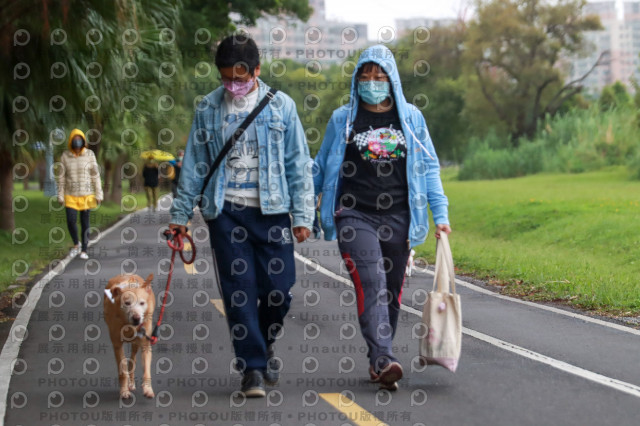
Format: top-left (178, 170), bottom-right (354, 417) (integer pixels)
top-left (313, 45), bottom-right (452, 390)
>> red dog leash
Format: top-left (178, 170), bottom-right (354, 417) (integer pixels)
top-left (146, 229), bottom-right (196, 345)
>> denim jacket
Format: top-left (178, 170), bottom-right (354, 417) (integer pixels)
top-left (171, 80), bottom-right (315, 229)
top-left (313, 45), bottom-right (449, 248)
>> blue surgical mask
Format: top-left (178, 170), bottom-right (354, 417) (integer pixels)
top-left (358, 81), bottom-right (390, 105)
top-left (71, 138), bottom-right (84, 150)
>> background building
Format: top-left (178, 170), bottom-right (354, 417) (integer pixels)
top-left (567, 1), bottom-right (640, 95)
top-left (242, 0), bottom-right (369, 64)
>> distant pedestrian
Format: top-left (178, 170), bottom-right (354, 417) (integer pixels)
top-left (313, 45), bottom-right (452, 390)
top-left (142, 157), bottom-right (159, 211)
top-left (169, 34), bottom-right (314, 398)
top-left (57, 129), bottom-right (103, 260)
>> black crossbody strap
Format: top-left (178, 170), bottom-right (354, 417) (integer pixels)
top-left (198, 87), bottom-right (278, 206)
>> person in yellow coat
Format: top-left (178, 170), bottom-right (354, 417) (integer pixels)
top-left (57, 129), bottom-right (103, 259)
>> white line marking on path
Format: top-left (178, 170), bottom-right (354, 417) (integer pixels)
top-left (294, 252), bottom-right (640, 399)
top-left (0, 209), bottom-right (143, 426)
top-left (301, 249), bottom-right (640, 337)
top-left (439, 271), bottom-right (640, 336)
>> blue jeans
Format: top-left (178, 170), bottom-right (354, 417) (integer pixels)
top-left (207, 201), bottom-right (296, 372)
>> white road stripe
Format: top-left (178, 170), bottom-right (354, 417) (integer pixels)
top-left (302, 252), bottom-right (640, 336)
top-left (404, 304), bottom-right (640, 399)
top-left (439, 271), bottom-right (640, 336)
top-left (294, 252), bottom-right (640, 399)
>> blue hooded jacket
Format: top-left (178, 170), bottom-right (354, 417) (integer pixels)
top-left (313, 44), bottom-right (449, 248)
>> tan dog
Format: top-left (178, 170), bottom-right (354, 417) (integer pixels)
top-left (103, 273), bottom-right (156, 399)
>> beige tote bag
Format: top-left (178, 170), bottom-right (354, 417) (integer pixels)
top-left (419, 233), bottom-right (461, 372)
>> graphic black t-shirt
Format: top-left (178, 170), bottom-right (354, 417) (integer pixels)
top-left (340, 107), bottom-right (408, 214)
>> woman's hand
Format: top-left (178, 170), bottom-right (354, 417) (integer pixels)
top-left (435, 224), bottom-right (452, 239)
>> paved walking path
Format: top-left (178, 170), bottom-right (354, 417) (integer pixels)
top-left (2, 202), bottom-right (639, 425)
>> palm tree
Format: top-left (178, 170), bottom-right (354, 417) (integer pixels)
top-left (0, 0), bottom-right (183, 230)
top-left (1, 0), bottom-right (313, 231)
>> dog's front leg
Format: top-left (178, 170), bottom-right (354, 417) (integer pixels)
top-left (141, 340), bottom-right (154, 398)
top-left (129, 341), bottom-right (139, 393)
top-left (114, 344), bottom-right (131, 399)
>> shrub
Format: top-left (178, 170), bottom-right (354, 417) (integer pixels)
top-left (627, 150), bottom-right (640, 180)
top-left (460, 106), bottom-right (640, 180)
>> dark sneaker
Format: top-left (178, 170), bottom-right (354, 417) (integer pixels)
top-left (264, 345), bottom-right (281, 386)
top-left (378, 361), bottom-right (403, 391)
top-left (240, 370), bottom-right (265, 398)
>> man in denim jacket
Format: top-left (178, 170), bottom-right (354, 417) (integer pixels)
top-left (170, 34), bottom-right (315, 397)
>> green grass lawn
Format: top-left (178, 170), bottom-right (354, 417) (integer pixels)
top-left (0, 184), bottom-right (167, 294)
top-left (4, 169), bottom-right (640, 316)
top-left (416, 166), bottom-right (640, 315)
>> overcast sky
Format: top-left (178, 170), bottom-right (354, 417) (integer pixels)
top-left (324, 0), bottom-right (622, 40)
top-left (323, 0), bottom-right (469, 39)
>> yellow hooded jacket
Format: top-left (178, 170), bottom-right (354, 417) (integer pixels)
top-left (57, 129), bottom-right (103, 209)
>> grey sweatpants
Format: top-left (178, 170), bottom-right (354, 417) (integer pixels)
top-left (335, 208), bottom-right (411, 371)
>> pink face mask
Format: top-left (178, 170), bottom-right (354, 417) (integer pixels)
top-left (223, 79), bottom-right (255, 98)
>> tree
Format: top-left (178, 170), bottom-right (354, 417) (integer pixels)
top-left (2, 1), bottom-right (111, 231)
top-left (464, 0), bottom-right (603, 141)
top-left (0, 0), bottom-right (314, 232)
top-left (0, 0), bottom-right (182, 230)
top-left (90, 0), bottom-right (184, 202)
top-left (178, 0), bottom-right (312, 68)
top-left (259, 59), bottom-right (352, 157)
top-left (599, 81), bottom-right (632, 111)
top-left (396, 23), bottom-right (469, 161)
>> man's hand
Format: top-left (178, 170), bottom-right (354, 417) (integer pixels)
top-left (169, 223), bottom-right (187, 237)
top-left (293, 226), bottom-right (310, 243)
top-left (435, 224), bottom-right (452, 239)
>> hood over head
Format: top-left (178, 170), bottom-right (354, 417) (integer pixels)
top-left (68, 128), bottom-right (87, 151)
top-left (349, 44), bottom-right (407, 121)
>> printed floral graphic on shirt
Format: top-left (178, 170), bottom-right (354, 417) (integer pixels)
top-left (353, 126), bottom-right (406, 163)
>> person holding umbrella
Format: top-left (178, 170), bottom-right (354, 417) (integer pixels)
top-left (57, 129), bottom-right (103, 260)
